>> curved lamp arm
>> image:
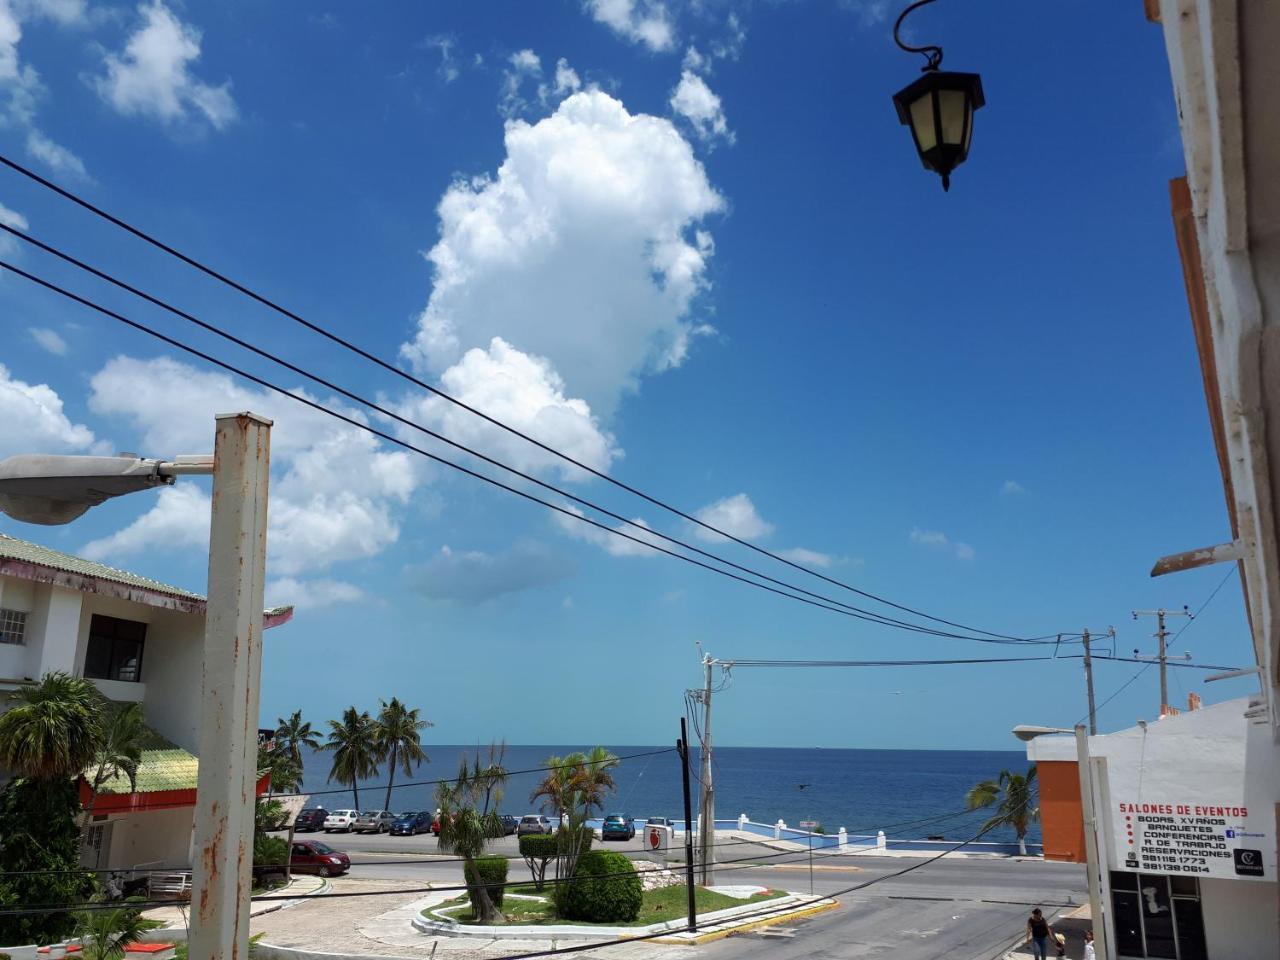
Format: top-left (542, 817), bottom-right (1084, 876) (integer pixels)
top-left (894, 0), bottom-right (944, 71)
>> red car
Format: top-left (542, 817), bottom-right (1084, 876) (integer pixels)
top-left (290, 839), bottom-right (350, 877)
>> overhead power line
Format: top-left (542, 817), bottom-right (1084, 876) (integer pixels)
top-left (727, 655), bottom-right (1059, 667)
top-left (0, 152), bottom-right (1064, 645)
top-left (0, 254), bottom-right (1071, 646)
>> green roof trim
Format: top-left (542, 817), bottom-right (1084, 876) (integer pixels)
top-left (0, 531), bottom-right (202, 601)
top-left (0, 532), bottom-right (294, 621)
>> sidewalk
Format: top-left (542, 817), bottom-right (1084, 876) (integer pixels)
top-left (141, 874), bottom-right (328, 933)
top-left (1001, 905), bottom-right (1093, 960)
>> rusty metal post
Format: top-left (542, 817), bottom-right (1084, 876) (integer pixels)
top-left (189, 413), bottom-right (272, 960)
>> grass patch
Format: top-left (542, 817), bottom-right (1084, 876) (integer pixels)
top-left (423, 885), bottom-right (785, 927)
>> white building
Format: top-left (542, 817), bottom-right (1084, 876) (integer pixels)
top-left (1029, 699), bottom-right (1278, 959)
top-left (1024, 4), bottom-right (1280, 957)
top-left (0, 532), bottom-right (291, 873)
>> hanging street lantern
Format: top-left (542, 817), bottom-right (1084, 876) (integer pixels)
top-left (891, 0), bottom-right (985, 192)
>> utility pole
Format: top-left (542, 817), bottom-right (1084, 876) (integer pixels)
top-left (1079, 627), bottom-right (1114, 735)
top-left (190, 413), bottom-right (273, 960)
top-left (697, 653), bottom-right (716, 885)
top-left (1082, 630), bottom-right (1097, 736)
top-left (1132, 608), bottom-right (1192, 716)
top-left (678, 718), bottom-right (697, 932)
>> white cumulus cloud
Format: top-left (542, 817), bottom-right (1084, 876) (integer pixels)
top-left (553, 505), bottom-right (666, 557)
top-left (26, 129), bottom-right (86, 179)
top-left (94, 1), bottom-right (237, 131)
top-left (693, 493), bottom-right (772, 543)
top-left (0, 362), bottom-right (101, 457)
top-left (28, 326), bottom-right (67, 355)
top-left (80, 483), bottom-right (209, 561)
top-left (1000, 479), bottom-right (1027, 496)
top-left (85, 355), bottom-right (423, 577)
top-left (909, 527), bottom-right (975, 561)
top-left (400, 336), bottom-right (619, 482)
top-left (266, 577), bottom-right (366, 610)
top-left (670, 70), bottom-right (732, 143)
top-left (585, 0), bottom-right (675, 51)
top-left (776, 547), bottom-right (839, 568)
top-left (401, 88), bottom-right (724, 418)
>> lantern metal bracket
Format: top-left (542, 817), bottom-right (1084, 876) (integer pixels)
top-left (894, 0), bottom-right (945, 71)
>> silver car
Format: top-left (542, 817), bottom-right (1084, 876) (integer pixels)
top-left (353, 810), bottom-right (395, 833)
top-left (517, 814), bottom-right (553, 836)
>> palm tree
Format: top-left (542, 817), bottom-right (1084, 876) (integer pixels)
top-left (323, 707), bottom-right (379, 809)
top-left (259, 744), bottom-right (302, 794)
top-left (436, 751), bottom-right (507, 924)
top-left (0, 672), bottom-right (103, 783)
top-left (274, 710), bottom-right (321, 788)
top-left (374, 697), bottom-right (432, 812)
top-left (966, 766), bottom-right (1039, 855)
top-left (529, 748), bottom-right (619, 879)
top-left (74, 900), bottom-right (149, 960)
top-left (83, 702), bottom-right (145, 831)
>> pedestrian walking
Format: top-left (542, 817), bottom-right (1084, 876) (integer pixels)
top-left (1026, 908), bottom-right (1053, 960)
top-left (1084, 930), bottom-right (1096, 960)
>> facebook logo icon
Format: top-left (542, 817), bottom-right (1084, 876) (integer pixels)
top-left (1227, 829), bottom-right (1236, 838)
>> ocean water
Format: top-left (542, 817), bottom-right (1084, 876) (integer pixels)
top-left (295, 744), bottom-right (1040, 845)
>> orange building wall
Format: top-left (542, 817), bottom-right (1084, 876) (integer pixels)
top-left (1037, 760), bottom-right (1085, 863)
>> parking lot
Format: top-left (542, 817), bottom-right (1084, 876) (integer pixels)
top-left (283, 823), bottom-right (662, 859)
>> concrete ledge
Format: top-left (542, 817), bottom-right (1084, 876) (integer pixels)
top-left (408, 891), bottom-right (828, 941)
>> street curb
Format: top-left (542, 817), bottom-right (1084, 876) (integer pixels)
top-left (661, 897), bottom-right (841, 944)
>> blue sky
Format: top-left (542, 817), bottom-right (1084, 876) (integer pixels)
top-left (0, 0), bottom-right (1257, 750)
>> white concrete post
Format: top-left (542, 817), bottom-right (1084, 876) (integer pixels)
top-left (838, 827), bottom-right (847, 848)
top-left (738, 813), bottom-right (747, 831)
top-left (774, 819), bottom-right (784, 839)
top-left (877, 830), bottom-right (886, 850)
top-left (189, 413), bottom-right (272, 960)
top-left (1075, 724), bottom-right (1109, 960)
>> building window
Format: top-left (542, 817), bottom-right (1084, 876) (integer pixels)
top-left (84, 615), bottom-right (146, 682)
top-left (1110, 871), bottom-right (1206, 960)
top-left (0, 608), bottom-right (26, 645)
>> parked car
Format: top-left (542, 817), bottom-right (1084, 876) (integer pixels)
top-left (645, 817), bottom-right (676, 828)
top-left (498, 814), bottom-right (519, 836)
top-left (354, 810), bottom-right (395, 833)
top-left (390, 811), bottom-right (431, 836)
top-left (289, 839), bottom-right (350, 877)
top-left (293, 807), bottom-right (329, 833)
top-left (602, 814), bottom-right (635, 841)
top-left (323, 809), bottom-right (359, 833)
top-left (516, 815), bottom-right (553, 836)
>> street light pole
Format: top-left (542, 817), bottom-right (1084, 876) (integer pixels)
top-left (1013, 724), bottom-right (1108, 960)
top-left (0, 414), bottom-right (274, 960)
top-left (189, 413), bottom-right (272, 960)
top-left (1074, 723), bottom-right (1108, 960)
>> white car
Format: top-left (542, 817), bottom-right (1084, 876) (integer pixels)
top-left (324, 809), bottom-right (359, 833)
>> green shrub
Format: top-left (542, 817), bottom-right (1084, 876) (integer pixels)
top-left (464, 856), bottom-right (508, 910)
top-left (0, 778), bottom-right (93, 946)
top-left (254, 834), bottom-right (289, 866)
top-left (557, 826), bottom-right (594, 854)
top-left (555, 850), bottom-right (641, 923)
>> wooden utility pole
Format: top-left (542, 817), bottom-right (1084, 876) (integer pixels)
top-left (1133, 608), bottom-right (1191, 715)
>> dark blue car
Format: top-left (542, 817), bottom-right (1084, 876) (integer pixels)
top-left (390, 810), bottom-right (431, 836)
top-left (602, 814), bottom-right (635, 841)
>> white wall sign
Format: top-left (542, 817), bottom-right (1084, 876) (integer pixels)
top-left (1112, 799), bottom-right (1269, 881)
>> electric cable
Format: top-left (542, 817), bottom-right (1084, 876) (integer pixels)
top-left (0, 258), bottom-right (984, 634)
top-left (0, 151), bottom-right (1073, 646)
top-left (0, 225), bottom-right (1064, 647)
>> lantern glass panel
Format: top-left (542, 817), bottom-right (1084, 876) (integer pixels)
top-left (909, 93), bottom-right (937, 152)
top-left (938, 89), bottom-right (967, 146)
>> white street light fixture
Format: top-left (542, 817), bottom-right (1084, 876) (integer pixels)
top-left (0, 414), bottom-right (271, 960)
top-left (1014, 723), bottom-right (1109, 960)
top-left (0, 454), bottom-right (214, 525)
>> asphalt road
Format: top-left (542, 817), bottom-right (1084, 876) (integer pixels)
top-left (289, 832), bottom-right (1088, 960)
